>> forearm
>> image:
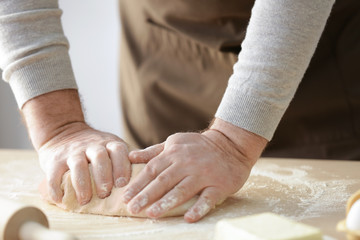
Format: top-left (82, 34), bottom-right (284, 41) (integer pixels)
top-left (0, 0), bottom-right (77, 108)
top-left (22, 89), bottom-right (86, 150)
top-left (216, 0), bottom-right (335, 140)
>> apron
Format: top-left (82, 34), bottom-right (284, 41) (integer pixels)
top-left (118, 0), bottom-right (360, 160)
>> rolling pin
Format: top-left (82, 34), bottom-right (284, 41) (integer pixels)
top-left (0, 197), bottom-right (78, 240)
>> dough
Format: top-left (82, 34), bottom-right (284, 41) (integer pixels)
top-left (347, 199), bottom-right (360, 231)
top-left (213, 212), bottom-right (322, 240)
top-left (337, 190), bottom-right (360, 239)
top-left (40, 164), bottom-right (198, 218)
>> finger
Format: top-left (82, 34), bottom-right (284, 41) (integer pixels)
top-left (106, 141), bottom-right (131, 188)
top-left (122, 155), bottom-right (170, 203)
top-left (38, 179), bottom-right (50, 202)
top-left (46, 162), bottom-right (68, 203)
top-left (127, 165), bottom-right (184, 215)
top-left (67, 152), bottom-right (92, 205)
top-left (145, 176), bottom-right (199, 218)
top-left (129, 143), bottom-right (164, 164)
top-left (184, 187), bottom-right (223, 223)
top-left (86, 146), bottom-right (113, 198)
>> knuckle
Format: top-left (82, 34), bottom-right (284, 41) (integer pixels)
top-left (87, 147), bottom-right (108, 161)
top-left (166, 133), bottom-right (181, 143)
top-left (107, 141), bottom-right (127, 152)
top-left (51, 152), bottom-right (63, 163)
top-left (144, 164), bottom-right (158, 179)
top-left (106, 132), bottom-right (121, 141)
top-left (202, 194), bottom-right (212, 202)
top-left (67, 156), bottom-right (85, 169)
top-left (201, 189), bottom-right (218, 204)
top-left (156, 173), bottom-right (171, 185)
top-left (166, 144), bottom-right (181, 154)
top-left (93, 147), bottom-right (108, 159)
top-left (174, 184), bottom-right (188, 197)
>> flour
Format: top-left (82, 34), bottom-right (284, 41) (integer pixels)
top-left (0, 160), bottom-right (43, 201)
top-left (138, 194), bottom-right (149, 208)
top-left (80, 227), bottom-right (165, 238)
top-left (160, 196), bottom-right (178, 210)
top-left (100, 183), bottom-right (111, 193)
top-left (196, 201), bottom-right (211, 216)
top-left (242, 163), bottom-right (357, 221)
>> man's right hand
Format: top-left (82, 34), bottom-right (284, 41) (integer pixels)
top-left (22, 89), bottom-right (130, 205)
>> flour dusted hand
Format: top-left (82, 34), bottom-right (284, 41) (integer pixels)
top-left (123, 118), bottom-right (268, 222)
top-left (38, 124), bottom-right (131, 205)
top-left (22, 90), bottom-right (131, 206)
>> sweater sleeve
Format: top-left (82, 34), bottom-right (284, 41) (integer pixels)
top-left (0, 0), bottom-right (77, 108)
top-left (215, 0), bottom-right (335, 141)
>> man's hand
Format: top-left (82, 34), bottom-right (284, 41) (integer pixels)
top-left (22, 90), bottom-right (130, 205)
top-left (38, 123), bottom-right (130, 205)
top-left (123, 118), bottom-right (267, 222)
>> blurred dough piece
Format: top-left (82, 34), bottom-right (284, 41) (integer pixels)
top-left (214, 212), bottom-right (322, 240)
top-left (41, 164), bottom-right (197, 218)
top-left (337, 190), bottom-right (360, 240)
top-left (347, 199), bottom-right (360, 231)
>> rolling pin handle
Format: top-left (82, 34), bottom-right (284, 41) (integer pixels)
top-left (19, 221), bottom-right (78, 240)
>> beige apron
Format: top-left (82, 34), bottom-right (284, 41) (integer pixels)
top-left (118, 0), bottom-right (360, 160)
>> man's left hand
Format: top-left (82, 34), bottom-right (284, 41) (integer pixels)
top-left (122, 118), bottom-right (267, 222)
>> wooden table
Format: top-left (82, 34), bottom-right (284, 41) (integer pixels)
top-left (0, 149), bottom-right (359, 239)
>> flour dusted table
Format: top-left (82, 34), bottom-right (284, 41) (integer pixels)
top-left (0, 149), bottom-right (359, 239)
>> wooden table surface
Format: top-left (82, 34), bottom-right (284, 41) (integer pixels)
top-left (0, 149), bottom-right (359, 240)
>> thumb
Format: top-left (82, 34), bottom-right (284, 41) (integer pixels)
top-left (129, 143), bottom-right (164, 163)
top-left (38, 178), bottom-right (53, 203)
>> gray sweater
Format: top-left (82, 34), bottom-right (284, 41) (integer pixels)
top-left (0, 0), bottom-right (335, 141)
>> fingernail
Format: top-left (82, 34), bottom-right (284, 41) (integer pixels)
top-left (128, 194), bottom-right (148, 214)
top-left (99, 193), bottom-right (109, 199)
top-left (185, 211), bottom-right (196, 221)
top-left (98, 183), bottom-right (112, 198)
top-left (79, 192), bottom-right (90, 205)
top-left (130, 203), bottom-right (141, 214)
top-left (102, 182), bottom-right (111, 191)
top-left (115, 177), bottom-right (128, 188)
top-left (50, 189), bottom-right (60, 203)
top-left (185, 202), bottom-right (211, 221)
top-left (80, 200), bottom-right (89, 205)
top-left (147, 204), bottom-right (161, 217)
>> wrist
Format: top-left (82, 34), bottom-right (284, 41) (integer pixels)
top-left (206, 118), bottom-right (268, 166)
top-left (21, 89), bottom-right (86, 150)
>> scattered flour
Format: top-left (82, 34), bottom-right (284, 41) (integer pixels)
top-left (241, 163), bottom-right (357, 221)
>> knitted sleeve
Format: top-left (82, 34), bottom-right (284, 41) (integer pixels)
top-left (215, 0), bottom-right (335, 140)
top-left (0, 0), bottom-right (77, 108)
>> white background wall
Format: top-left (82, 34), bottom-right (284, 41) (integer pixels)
top-left (0, 0), bottom-right (123, 149)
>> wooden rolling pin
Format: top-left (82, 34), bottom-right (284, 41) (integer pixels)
top-left (0, 197), bottom-right (77, 240)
